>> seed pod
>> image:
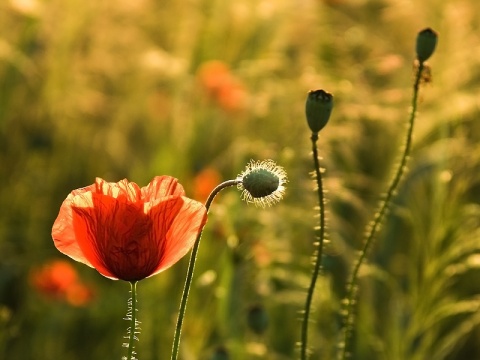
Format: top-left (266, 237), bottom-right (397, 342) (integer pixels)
top-left (416, 28), bottom-right (438, 63)
top-left (305, 89), bottom-right (333, 134)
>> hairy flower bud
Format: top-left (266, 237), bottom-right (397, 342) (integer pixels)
top-left (416, 28), bottom-right (438, 63)
top-left (236, 160), bottom-right (287, 208)
top-left (305, 89), bottom-right (333, 134)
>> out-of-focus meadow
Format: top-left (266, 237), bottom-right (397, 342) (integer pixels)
top-left (1, 0), bottom-right (480, 359)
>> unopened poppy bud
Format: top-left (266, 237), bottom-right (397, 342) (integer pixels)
top-left (305, 89), bottom-right (333, 133)
top-left (247, 304), bottom-right (269, 335)
top-left (210, 346), bottom-right (229, 360)
top-left (416, 28), bottom-right (438, 62)
top-left (236, 160), bottom-right (288, 208)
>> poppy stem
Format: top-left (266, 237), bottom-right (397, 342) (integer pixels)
top-left (125, 281), bottom-right (139, 360)
top-left (171, 179), bottom-right (240, 360)
top-left (339, 61), bottom-right (424, 359)
top-left (300, 132), bottom-right (327, 360)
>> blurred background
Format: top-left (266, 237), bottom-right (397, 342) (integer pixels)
top-left (1, 0), bottom-right (480, 359)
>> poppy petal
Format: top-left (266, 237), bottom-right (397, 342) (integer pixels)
top-left (141, 176), bottom-right (185, 201)
top-left (148, 197), bottom-right (208, 276)
top-left (95, 177), bottom-right (142, 202)
top-left (72, 191), bottom-right (152, 280)
top-left (52, 186), bottom-right (96, 268)
top-left (52, 177), bottom-right (207, 282)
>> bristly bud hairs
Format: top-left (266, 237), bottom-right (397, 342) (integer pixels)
top-left (416, 27), bottom-right (438, 63)
top-left (305, 89), bottom-right (334, 134)
top-left (236, 160), bottom-right (287, 208)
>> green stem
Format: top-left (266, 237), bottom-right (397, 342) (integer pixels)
top-left (301, 132), bottom-right (327, 360)
top-left (127, 281), bottom-right (138, 360)
top-left (171, 179), bottom-right (240, 360)
top-left (340, 62), bottom-right (424, 359)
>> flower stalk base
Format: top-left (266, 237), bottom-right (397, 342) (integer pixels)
top-left (123, 281), bottom-right (140, 360)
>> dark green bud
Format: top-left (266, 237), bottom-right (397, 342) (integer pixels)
top-left (237, 160), bottom-right (287, 208)
top-left (210, 346), bottom-right (229, 360)
top-left (242, 169), bottom-right (279, 198)
top-left (247, 304), bottom-right (269, 335)
top-left (416, 28), bottom-right (438, 62)
top-left (305, 89), bottom-right (333, 133)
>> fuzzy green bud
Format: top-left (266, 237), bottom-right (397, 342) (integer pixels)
top-left (416, 28), bottom-right (438, 63)
top-left (242, 169), bottom-right (279, 198)
top-left (237, 160), bottom-right (287, 208)
top-left (247, 304), bottom-right (269, 335)
top-left (305, 89), bottom-right (333, 133)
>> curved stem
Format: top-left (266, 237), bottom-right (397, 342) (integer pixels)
top-left (340, 62), bottom-right (424, 359)
top-left (171, 179), bottom-right (240, 360)
top-left (127, 281), bottom-right (138, 360)
top-left (301, 132), bottom-right (327, 360)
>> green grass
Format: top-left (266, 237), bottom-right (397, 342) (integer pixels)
top-left (1, 0), bottom-right (480, 359)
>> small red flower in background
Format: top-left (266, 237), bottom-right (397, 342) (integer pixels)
top-left (30, 260), bottom-right (94, 306)
top-left (193, 167), bottom-right (221, 202)
top-left (52, 176), bottom-right (208, 282)
top-left (197, 60), bottom-right (248, 112)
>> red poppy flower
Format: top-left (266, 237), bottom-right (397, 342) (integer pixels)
top-left (30, 260), bottom-right (95, 306)
top-left (197, 60), bottom-right (248, 112)
top-left (65, 282), bottom-right (95, 306)
top-left (31, 260), bottom-right (78, 297)
top-left (52, 176), bottom-right (208, 282)
top-left (193, 167), bottom-right (222, 202)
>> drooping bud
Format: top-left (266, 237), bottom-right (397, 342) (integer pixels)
top-left (242, 168), bottom-right (279, 198)
top-left (247, 304), bottom-right (269, 335)
top-left (416, 28), bottom-right (438, 63)
top-left (236, 160), bottom-right (287, 208)
top-left (305, 89), bottom-right (333, 134)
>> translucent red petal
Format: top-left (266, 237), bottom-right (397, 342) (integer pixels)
top-left (52, 176), bottom-right (207, 281)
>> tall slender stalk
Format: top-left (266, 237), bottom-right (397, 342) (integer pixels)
top-left (126, 281), bottom-right (138, 360)
top-left (171, 179), bottom-right (239, 360)
top-left (340, 62), bottom-right (424, 359)
top-left (301, 132), bottom-right (327, 360)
